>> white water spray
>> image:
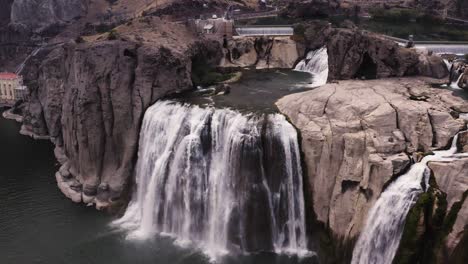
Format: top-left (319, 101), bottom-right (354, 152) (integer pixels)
top-left (352, 133), bottom-right (467, 264)
top-left (15, 46), bottom-right (43, 75)
top-left (113, 100), bottom-right (310, 260)
top-left (294, 47), bottom-right (329, 87)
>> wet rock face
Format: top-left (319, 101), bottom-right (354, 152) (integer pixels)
top-left (10, 0), bottom-right (87, 32)
top-left (21, 19), bottom-right (222, 209)
top-left (447, 0), bottom-right (468, 18)
top-left (301, 22), bottom-right (448, 80)
top-left (276, 78), bottom-right (467, 243)
top-left (427, 132), bottom-right (468, 259)
top-left (221, 36), bottom-right (301, 69)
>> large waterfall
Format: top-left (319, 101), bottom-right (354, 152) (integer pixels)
top-left (352, 133), bottom-right (466, 264)
top-left (294, 47), bottom-right (329, 87)
top-left (113, 100), bottom-right (309, 260)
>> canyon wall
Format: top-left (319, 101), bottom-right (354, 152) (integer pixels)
top-left (221, 36), bottom-right (302, 69)
top-left (20, 18), bottom-right (222, 209)
top-left (277, 78), bottom-right (468, 262)
top-left (299, 21), bottom-right (448, 80)
top-left (10, 0), bottom-right (87, 32)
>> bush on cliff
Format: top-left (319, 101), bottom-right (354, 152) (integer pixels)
top-left (191, 57), bottom-right (233, 86)
top-left (108, 29), bottom-right (119, 40)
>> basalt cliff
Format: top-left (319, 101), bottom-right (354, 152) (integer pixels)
top-left (277, 78), bottom-right (468, 263)
top-left (1, 0), bottom-right (468, 263)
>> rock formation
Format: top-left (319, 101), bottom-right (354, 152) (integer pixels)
top-left (20, 17), bottom-right (222, 209)
top-left (299, 21), bottom-right (449, 80)
top-left (276, 78), bottom-right (467, 259)
top-left (10, 0), bottom-right (87, 32)
top-left (221, 36), bottom-right (302, 69)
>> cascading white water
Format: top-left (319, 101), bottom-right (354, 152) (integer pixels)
top-left (352, 133), bottom-right (467, 264)
top-left (15, 46), bottom-right (43, 75)
top-left (113, 100), bottom-right (310, 261)
top-left (294, 47), bottom-right (329, 87)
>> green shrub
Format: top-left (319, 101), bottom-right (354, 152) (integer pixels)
top-left (75, 36), bottom-right (85, 43)
top-left (108, 29), bottom-right (119, 40)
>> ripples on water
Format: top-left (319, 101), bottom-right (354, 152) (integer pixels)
top-left (0, 106), bottom-right (317, 264)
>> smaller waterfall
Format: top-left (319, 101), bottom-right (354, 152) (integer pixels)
top-left (443, 59), bottom-right (465, 89)
top-left (15, 46), bottom-right (43, 75)
top-left (451, 73), bottom-right (465, 89)
top-left (352, 133), bottom-right (467, 264)
top-left (113, 100), bottom-right (310, 261)
top-left (294, 47), bottom-right (329, 87)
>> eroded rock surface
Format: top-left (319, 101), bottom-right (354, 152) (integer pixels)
top-left (429, 132), bottom-right (468, 255)
top-left (300, 22), bottom-right (448, 80)
top-left (21, 18), bottom-right (222, 209)
top-left (221, 36), bottom-right (301, 69)
top-left (11, 0), bottom-right (87, 32)
top-left (277, 78), bottom-right (467, 242)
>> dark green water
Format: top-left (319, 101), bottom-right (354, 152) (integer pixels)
top-left (0, 114), bottom-right (317, 264)
top-left (171, 69), bottom-right (313, 113)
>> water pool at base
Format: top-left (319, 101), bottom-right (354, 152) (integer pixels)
top-left (0, 105), bottom-right (318, 264)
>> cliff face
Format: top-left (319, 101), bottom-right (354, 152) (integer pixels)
top-left (300, 22), bottom-right (448, 81)
top-left (10, 0), bottom-right (87, 32)
top-left (21, 18), bottom-right (222, 209)
top-left (276, 78), bottom-right (468, 260)
top-left (221, 37), bottom-right (302, 69)
top-left (0, 0), bottom-right (14, 27)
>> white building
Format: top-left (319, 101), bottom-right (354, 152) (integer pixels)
top-left (0, 72), bottom-right (27, 104)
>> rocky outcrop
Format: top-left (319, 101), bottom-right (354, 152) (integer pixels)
top-left (21, 18), bottom-right (222, 209)
top-left (299, 22), bottom-right (449, 80)
top-left (447, 0), bottom-right (468, 19)
top-left (280, 0), bottom-right (340, 19)
top-left (0, 0), bottom-right (14, 27)
top-left (429, 158), bottom-right (468, 255)
top-left (221, 36), bottom-right (301, 69)
top-left (10, 0), bottom-right (87, 32)
top-left (276, 78), bottom-right (467, 245)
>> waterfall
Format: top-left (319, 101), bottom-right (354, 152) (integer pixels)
top-left (113, 100), bottom-right (310, 260)
top-left (15, 46), bottom-right (43, 75)
top-left (447, 62), bottom-right (466, 89)
top-left (352, 133), bottom-right (467, 264)
top-left (294, 47), bottom-right (329, 87)
top-left (451, 72), bottom-right (465, 89)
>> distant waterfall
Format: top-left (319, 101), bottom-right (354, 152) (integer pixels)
top-left (294, 47), bottom-right (329, 87)
top-left (15, 46), bottom-right (43, 75)
top-left (352, 133), bottom-right (467, 264)
top-left (113, 100), bottom-right (309, 260)
top-left (447, 62), bottom-right (466, 89)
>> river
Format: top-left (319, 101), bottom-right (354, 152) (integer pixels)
top-left (0, 94), bottom-right (317, 264)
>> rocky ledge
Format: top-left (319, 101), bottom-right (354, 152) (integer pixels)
top-left (277, 77), bottom-right (468, 261)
